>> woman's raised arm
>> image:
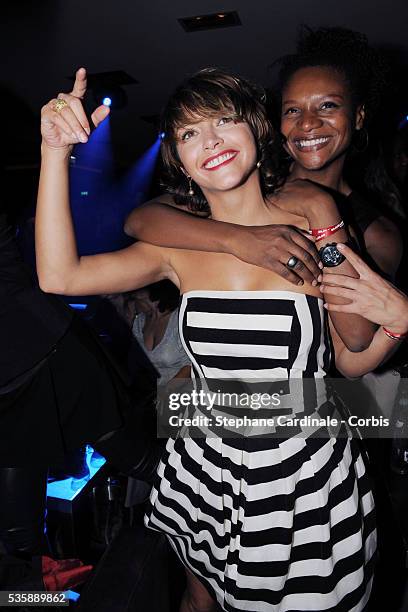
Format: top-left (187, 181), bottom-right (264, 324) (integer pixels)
top-left (36, 68), bottom-right (175, 297)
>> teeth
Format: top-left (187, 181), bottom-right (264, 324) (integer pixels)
top-left (297, 137), bottom-right (329, 148)
top-left (204, 152), bottom-right (235, 169)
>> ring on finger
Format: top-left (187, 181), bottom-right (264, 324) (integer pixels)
top-left (53, 98), bottom-right (69, 113)
top-left (286, 256), bottom-right (299, 269)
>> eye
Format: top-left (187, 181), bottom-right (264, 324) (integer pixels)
top-left (180, 129), bottom-right (196, 141)
top-left (217, 116), bottom-right (234, 125)
top-left (283, 107), bottom-right (299, 116)
top-left (320, 101), bottom-right (339, 110)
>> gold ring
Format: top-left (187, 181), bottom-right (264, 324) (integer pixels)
top-left (53, 98), bottom-right (68, 113)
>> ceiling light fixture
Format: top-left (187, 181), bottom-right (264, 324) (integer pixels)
top-left (178, 11), bottom-right (241, 33)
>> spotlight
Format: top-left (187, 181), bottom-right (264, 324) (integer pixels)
top-left (94, 87), bottom-right (127, 110)
top-left (68, 70), bottom-right (138, 110)
top-left (159, 132), bottom-right (166, 140)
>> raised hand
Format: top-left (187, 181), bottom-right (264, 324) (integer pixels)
top-left (40, 67), bottom-right (110, 150)
top-left (320, 243), bottom-right (408, 332)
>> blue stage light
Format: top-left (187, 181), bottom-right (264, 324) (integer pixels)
top-left (102, 96), bottom-right (112, 107)
top-left (159, 132), bottom-right (166, 140)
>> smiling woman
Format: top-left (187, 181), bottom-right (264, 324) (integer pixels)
top-left (276, 26), bottom-right (402, 278)
top-left (280, 64), bottom-right (363, 172)
top-left (159, 67), bottom-right (286, 214)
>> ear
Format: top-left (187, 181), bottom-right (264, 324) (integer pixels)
top-left (355, 105), bottom-right (365, 130)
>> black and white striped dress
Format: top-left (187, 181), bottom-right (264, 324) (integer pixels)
top-left (145, 291), bottom-right (376, 611)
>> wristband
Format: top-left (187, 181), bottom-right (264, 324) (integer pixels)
top-left (309, 220), bottom-right (345, 242)
top-left (383, 327), bottom-right (408, 341)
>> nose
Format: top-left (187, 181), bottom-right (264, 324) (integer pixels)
top-left (202, 126), bottom-right (224, 150)
top-left (297, 110), bottom-right (323, 132)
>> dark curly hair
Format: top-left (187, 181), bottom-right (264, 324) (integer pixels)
top-left (276, 26), bottom-right (389, 125)
top-left (159, 67), bottom-right (286, 213)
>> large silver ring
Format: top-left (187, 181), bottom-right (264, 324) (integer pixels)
top-left (286, 256), bottom-right (299, 269)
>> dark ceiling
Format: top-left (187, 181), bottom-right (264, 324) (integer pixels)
top-left (2, 0), bottom-right (408, 168)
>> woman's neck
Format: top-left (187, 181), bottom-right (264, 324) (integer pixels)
top-left (289, 158), bottom-right (350, 195)
top-left (204, 170), bottom-right (270, 226)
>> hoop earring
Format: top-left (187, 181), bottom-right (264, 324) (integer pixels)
top-left (187, 176), bottom-right (195, 196)
top-left (352, 127), bottom-right (369, 153)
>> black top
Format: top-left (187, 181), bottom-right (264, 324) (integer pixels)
top-left (333, 190), bottom-right (381, 256)
top-left (0, 213), bottom-right (73, 386)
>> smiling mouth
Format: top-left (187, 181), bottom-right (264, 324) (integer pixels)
top-left (203, 150), bottom-right (238, 170)
top-left (294, 137), bottom-right (331, 150)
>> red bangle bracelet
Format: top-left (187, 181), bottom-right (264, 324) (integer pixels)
top-left (309, 220), bottom-right (345, 242)
top-left (383, 327), bottom-right (408, 340)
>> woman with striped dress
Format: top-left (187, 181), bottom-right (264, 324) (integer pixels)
top-left (37, 67), bottom-right (380, 611)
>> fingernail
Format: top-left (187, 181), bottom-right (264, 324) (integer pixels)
top-left (85, 127), bottom-right (91, 135)
top-left (317, 274), bottom-right (322, 283)
top-left (312, 280), bottom-right (317, 287)
top-left (79, 133), bottom-right (87, 143)
top-left (337, 243), bottom-right (345, 250)
top-left (318, 262), bottom-right (324, 269)
top-left (298, 280), bottom-right (304, 286)
top-left (320, 285), bottom-right (325, 291)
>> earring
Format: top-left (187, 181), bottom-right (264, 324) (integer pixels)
top-left (256, 160), bottom-right (262, 168)
top-left (352, 127), bottom-right (369, 153)
top-left (187, 176), bottom-right (195, 196)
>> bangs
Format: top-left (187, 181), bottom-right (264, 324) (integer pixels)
top-left (162, 75), bottom-right (248, 138)
top-left (172, 98), bottom-right (237, 132)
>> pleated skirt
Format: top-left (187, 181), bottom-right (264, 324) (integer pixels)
top-left (145, 435), bottom-right (376, 611)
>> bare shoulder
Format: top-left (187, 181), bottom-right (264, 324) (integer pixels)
top-left (364, 215), bottom-right (403, 277)
top-left (366, 215), bottom-right (400, 238)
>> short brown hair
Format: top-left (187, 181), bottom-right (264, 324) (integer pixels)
top-left (160, 67), bottom-right (285, 213)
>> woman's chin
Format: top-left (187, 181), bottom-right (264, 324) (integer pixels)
top-left (292, 155), bottom-right (330, 172)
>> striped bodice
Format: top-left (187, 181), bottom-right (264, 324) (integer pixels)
top-left (179, 290), bottom-right (331, 381)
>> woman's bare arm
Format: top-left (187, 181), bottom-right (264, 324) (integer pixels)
top-left (36, 70), bottom-right (176, 297)
top-left (332, 323), bottom-right (404, 378)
